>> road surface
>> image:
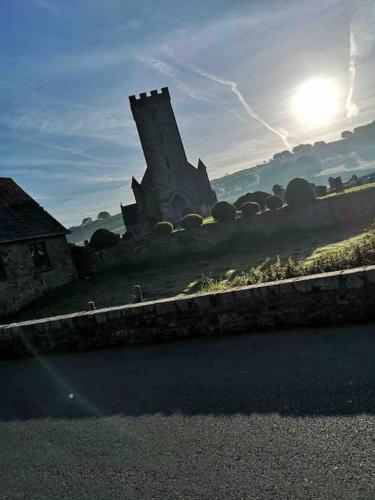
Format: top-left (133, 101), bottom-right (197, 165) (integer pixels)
top-left (1, 324), bottom-right (375, 499)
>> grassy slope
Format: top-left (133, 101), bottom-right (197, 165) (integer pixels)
top-left (68, 213), bottom-right (125, 245)
top-left (212, 144), bottom-right (375, 203)
top-left (200, 227), bottom-right (375, 293)
top-left (13, 219), bottom-right (373, 323)
top-left (320, 182), bottom-right (375, 199)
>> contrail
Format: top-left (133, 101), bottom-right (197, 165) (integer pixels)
top-left (346, 0), bottom-right (375, 118)
top-left (193, 68), bottom-right (291, 149)
top-left (142, 57), bottom-right (248, 124)
top-left (346, 30), bottom-right (358, 118)
top-left (142, 56), bottom-right (290, 147)
top-left (139, 57), bottom-right (212, 104)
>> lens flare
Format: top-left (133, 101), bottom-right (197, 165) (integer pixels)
top-left (293, 78), bottom-right (340, 127)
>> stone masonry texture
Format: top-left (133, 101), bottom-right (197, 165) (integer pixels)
top-left (0, 265), bottom-right (374, 358)
top-left (0, 236), bottom-right (77, 318)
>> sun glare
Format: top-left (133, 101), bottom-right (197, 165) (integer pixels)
top-left (293, 78), bottom-right (340, 127)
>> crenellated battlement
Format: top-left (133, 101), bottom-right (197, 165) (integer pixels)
top-left (129, 87), bottom-right (170, 108)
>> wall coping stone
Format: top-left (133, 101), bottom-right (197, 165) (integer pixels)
top-left (1, 264), bottom-right (372, 331)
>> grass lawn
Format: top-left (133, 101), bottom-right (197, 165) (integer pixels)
top-left (200, 226), bottom-right (375, 293)
top-left (12, 219), bottom-right (373, 323)
top-left (320, 182), bottom-right (375, 199)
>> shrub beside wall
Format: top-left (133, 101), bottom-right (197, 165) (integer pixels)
top-left (316, 185), bottom-right (328, 197)
top-left (154, 221), bottom-right (174, 235)
top-left (90, 229), bottom-right (120, 250)
top-left (234, 191), bottom-right (271, 210)
top-left (242, 202), bottom-right (260, 217)
top-left (266, 195), bottom-right (283, 211)
top-left (212, 201), bottom-right (237, 222)
top-left (285, 178), bottom-right (316, 208)
top-left (181, 214), bottom-right (203, 229)
top-left (87, 186), bottom-right (375, 274)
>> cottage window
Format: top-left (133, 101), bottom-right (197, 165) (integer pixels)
top-left (29, 242), bottom-right (51, 272)
top-left (0, 257), bottom-right (6, 280)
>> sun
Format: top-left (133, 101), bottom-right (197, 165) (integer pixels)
top-left (292, 78), bottom-right (340, 127)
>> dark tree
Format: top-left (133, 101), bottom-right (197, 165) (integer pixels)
top-left (341, 130), bottom-right (354, 139)
top-left (97, 211), bottom-right (111, 220)
top-left (81, 217), bottom-right (93, 226)
top-left (285, 178), bottom-right (316, 208)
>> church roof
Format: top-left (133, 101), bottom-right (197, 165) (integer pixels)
top-left (131, 176), bottom-right (140, 189)
top-left (131, 168), bottom-right (154, 194)
top-left (121, 203), bottom-right (140, 225)
top-left (140, 168), bottom-right (153, 190)
top-left (197, 159), bottom-right (207, 170)
top-left (0, 178), bottom-right (69, 244)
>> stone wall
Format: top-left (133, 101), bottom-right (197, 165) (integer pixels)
top-left (1, 265), bottom-right (374, 358)
top-left (88, 186), bottom-right (375, 273)
top-left (0, 236), bottom-right (77, 319)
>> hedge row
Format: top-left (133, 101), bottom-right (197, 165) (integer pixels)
top-left (89, 177), bottom-right (317, 244)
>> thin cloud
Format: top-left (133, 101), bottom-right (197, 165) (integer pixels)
top-left (1, 101), bottom-right (138, 148)
top-left (30, 0), bottom-right (62, 15)
top-left (143, 57), bottom-right (248, 125)
top-left (190, 67), bottom-right (291, 149)
top-left (346, 0), bottom-right (375, 118)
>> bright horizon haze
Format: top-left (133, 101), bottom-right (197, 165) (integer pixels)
top-left (1, 0), bottom-right (375, 226)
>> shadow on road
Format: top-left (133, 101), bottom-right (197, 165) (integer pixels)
top-left (1, 323), bottom-right (375, 421)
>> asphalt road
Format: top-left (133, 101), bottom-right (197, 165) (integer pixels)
top-left (1, 324), bottom-right (375, 499)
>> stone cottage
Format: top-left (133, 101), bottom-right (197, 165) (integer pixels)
top-left (122, 87), bottom-right (217, 237)
top-left (0, 178), bottom-right (77, 320)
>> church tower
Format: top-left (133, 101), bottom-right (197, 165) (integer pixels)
top-left (123, 87), bottom-right (216, 236)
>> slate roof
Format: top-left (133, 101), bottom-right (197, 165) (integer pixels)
top-left (0, 178), bottom-right (69, 244)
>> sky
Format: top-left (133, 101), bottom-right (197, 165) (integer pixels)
top-left (1, 0), bottom-right (375, 226)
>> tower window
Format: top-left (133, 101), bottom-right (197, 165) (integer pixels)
top-left (159, 134), bottom-right (164, 144)
top-left (29, 242), bottom-right (51, 272)
top-left (0, 256), bottom-right (7, 280)
top-left (166, 159), bottom-right (171, 169)
top-left (151, 108), bottom-right (158, 119)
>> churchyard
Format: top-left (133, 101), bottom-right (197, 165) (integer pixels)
top-left (13, 215), bottom-right (373, 323)
top-left (2, 174), bottom-right (375, 325)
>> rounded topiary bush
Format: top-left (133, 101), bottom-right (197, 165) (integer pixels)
top-left (315, 185), bottom-right (328, 197)
top-left (284, 178), bottom-right (316, 208)
top-left (154, 221), bottom-right (174, 235)
top-left (234, 191), bottom-right (271, 211)
top-left (90, 229), bottom-right (120, 250)
top-left (211, 201), bottom-right (237, 222)
top-left (241, 201), bottom-right (260, 217)
top-left (266, 195), bottom-right (283, 211)
top-left (181, 213), bottom-right (203, 230)
top-left (272, 184), bottom-right (283, 197)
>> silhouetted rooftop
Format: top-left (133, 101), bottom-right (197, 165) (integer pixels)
top-left (121, 203), bottom-right (140, 225)
top-left (0, 178), bottom-right (69, 244)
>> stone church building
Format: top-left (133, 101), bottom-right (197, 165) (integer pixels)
top-left (122, 87), bottom-right (217, 237)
